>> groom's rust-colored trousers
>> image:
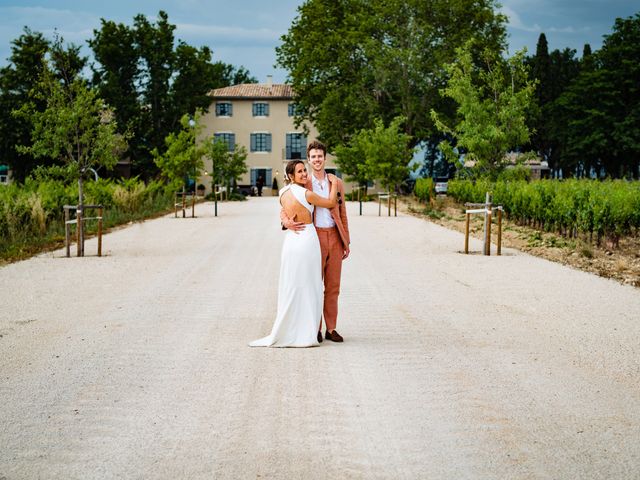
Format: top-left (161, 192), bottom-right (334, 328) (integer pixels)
top-left (316, 226), bottom-right (343, 331)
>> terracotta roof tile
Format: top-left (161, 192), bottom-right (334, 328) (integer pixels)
top-left (209, 83), bottom-right (294, 99)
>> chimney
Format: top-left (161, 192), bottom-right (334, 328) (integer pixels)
top-left (266, 75), bottom-right (273, 86)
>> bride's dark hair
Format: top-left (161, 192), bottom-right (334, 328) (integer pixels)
top-left (285, 160), bottom-right (305, 185)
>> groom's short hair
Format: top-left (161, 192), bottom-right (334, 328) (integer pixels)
top-left (306, 140), bottom-right (326, 158)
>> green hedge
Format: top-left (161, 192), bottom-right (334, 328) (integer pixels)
top-left (448, 179), bottom-right (640, 244)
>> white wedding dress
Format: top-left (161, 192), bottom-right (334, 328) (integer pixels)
top-left (249, 184), bottom-right (323, 347)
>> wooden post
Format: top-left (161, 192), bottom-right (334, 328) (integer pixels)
top-left (182, 193), bottom-right (186, 218)
top-left (483, 192), bottom-right (492, 256)
top-left (465, 212), bottom-right (470, 254)
top-left (64, 207), bottom-right (70, 258)
top-left (378, 195), bottom-right (382, 216)
top-left (76, 206), bottom-right (82, 257)
top-left (174, 193), bottom-right (178, 218)
top-left (497, 208), bottom-right (502, 256)
top-left (387, 192), bottom-right (391, 217)
top-left (394, 195), bottom-right (397, 217)
top-left (97, 207), bottom-right (103, 257)
top-left (191, 193), bottom-right (195, 218)
top-left (486, 207), bottom-right (492, 256)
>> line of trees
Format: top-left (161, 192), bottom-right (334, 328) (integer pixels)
top-left (277, 1), bottom-right (640, 182)
top-left (526, 14), bottom-right (640, 178)
top-left (0, 11), bottom-right (256, 183)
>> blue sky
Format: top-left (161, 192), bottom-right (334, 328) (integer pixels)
top-left (0, 1), bottom-right (637, 83)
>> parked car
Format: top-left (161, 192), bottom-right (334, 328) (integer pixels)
top-left (435, 177), bottom-right (448, 194)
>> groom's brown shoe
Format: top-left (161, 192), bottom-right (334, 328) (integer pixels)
top-left (325, 330), bottom-right (344, 342)
top-left (317, 331), bottom-right (323, 343)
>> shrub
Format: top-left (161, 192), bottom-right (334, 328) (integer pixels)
top-left (414, 177), bottom-right (434, 203)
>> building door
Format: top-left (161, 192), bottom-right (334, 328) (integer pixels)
top-left (251, 168), bottom-right (272, 194)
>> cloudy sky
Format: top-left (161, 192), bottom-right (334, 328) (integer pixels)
top-left (0, 0), bottom-right (637, 83)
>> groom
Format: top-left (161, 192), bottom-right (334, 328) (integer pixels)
top-left (281, 140), bottom-right (350, 343)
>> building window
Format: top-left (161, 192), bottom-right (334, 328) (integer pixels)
top-left (325, 168), bottom-right (342, 178)
top-left (286, 133), bottom-right (306, 159)
top-left (288, 103), bottom-right (301, 117)
top-left (214, 133), bottom-right (235, 152)
top-left (250, 133), bottom-right (272, 152)
top-left (215, 102), bottom-right (232, 117)
top-left (252, 102), bottom-right (269, 117)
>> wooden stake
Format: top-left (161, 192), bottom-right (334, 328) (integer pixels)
top-left (97, 207), bottom-right (103, 257)
top-left (174, 193), bottom-right (178, 218)
top-left (483, 192), bottom-right (492, 256)
top-left (465, 212), bottom-right (470, 254)
top-left (497, 208), bottom-right (502, 256)
top-left (76, 207), bottom-right (82, 257)
top-left (486, 208), bottom-right (492, 256)
top-left (64, 207), bottom-right (70, 258)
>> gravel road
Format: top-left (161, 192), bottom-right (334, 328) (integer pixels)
top-left (1, 198), bottom-right (639, 479)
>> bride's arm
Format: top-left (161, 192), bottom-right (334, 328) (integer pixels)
top-left (305, 174), bottom-right (338, 208)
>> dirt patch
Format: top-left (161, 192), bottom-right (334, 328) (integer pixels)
top-left (401, 195), bottom-right (640, 288)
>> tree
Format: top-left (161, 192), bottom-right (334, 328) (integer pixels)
top-left (170, 43), bottom-right (256, 130)
top-left (88, 19), bottom-right (141, 172)
top-left (552, 13), bottom-right (640, 178)
top-left (599, 14), bottom-right (640, 178)
top-left (0, 28), bottom-right (50, 182)
top-left (525, 34), bottom-right (581, 176)
top-left (89, 11), bottom-right (258, 179)
top-left (205, 139), bottom-right (248, 193)
top-left (16, 68), bottom-right (126, 250)
top-left (276, 0), bottom-right (507, 149)
top-left (431, 42), bottom-right (537, 178)
top-left (152, 113), bottom-right (206, 191)
top-left (334, 136), bottom-right (372, 190)
top-left (337, 116), bottom-right (415, 192)
top-left (133, 11), bottom-right (176, 177)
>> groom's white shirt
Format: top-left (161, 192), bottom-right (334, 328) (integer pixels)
top-left (311, 173), bottom-right (336, 228)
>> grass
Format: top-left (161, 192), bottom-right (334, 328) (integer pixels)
top-left (0, 194), bottom-right (176, 264)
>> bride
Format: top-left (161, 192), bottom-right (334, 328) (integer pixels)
top-left (250, 160), bottom-right (338, 347)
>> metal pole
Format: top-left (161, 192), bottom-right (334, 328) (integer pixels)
top-left (214, 184), bottom-right (218, 217)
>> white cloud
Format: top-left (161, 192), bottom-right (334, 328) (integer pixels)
top-left (175, 23), bottom-right (281, 43)
top-left (500, 5), bottom-right (542, 33)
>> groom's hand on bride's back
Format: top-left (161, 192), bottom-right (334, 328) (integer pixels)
top-left (282, 218), bottom-right (305, 232)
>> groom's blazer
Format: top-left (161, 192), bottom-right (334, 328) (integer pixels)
top-left (304, 176), bottom-right (350, 250)
top-left (280, 176), bottom-right (350, 250)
